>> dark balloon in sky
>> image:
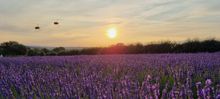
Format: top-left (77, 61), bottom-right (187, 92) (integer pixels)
top-left (54, 22), bottom-right (59, 25)
top-left (35, 26), bottom-right (40, 30)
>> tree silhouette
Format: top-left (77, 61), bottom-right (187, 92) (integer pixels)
top-left (1, 39), bottom-right (220, 56)
top-left (0, 41), bottom-right (28, 56)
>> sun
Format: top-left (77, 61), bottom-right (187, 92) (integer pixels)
top-left (107, 28), bottom-right (117, 39)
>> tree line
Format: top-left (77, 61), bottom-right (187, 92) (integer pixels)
top-left (0, 39), bottom-right (220, 56)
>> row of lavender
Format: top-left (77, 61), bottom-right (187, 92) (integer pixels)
top-left (0, 54), bottom-right (219, 99)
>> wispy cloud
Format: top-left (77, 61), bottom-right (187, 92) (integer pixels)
top-left (0, 0), bottom-right (220, 46)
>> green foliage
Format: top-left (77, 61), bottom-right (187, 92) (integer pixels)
top-left (0, 41), bottom-right (28, 56)
top-left (136, 71), bottom-right (146, 85)
top-left (27, 48), bottom-right (45, 56)
top-left (1, 39), bottom-right (220, 56)
top-left (160, 76), bottom-right (174, 92)
top-left (0, 92), bottom-right (4, 99)
top-left (102, 66), bottom-right (113, 78)
top-left (11, 85), bottom-right (21, 98)
top-left (52, 47), bottom-right (65, 55)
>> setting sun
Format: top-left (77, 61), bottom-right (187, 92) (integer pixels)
top-left (107, 28), bottom-right (117, 39)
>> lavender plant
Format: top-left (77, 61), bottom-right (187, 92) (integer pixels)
top-left (0, 53), bottom-right (219, 99)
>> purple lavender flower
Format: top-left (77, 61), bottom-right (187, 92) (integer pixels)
top-left (0, 53), bottom-right (219, 98)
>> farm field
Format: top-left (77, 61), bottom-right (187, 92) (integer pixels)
top-left (0, 53), bottom-right (220, 99)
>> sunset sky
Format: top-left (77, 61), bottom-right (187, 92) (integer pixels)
top-left (0, 0), bottom-right (220, 47)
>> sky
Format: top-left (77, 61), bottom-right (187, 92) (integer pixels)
top-left (0, 0), bottom-right (220, 47)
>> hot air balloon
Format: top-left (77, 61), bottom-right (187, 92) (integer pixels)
top-left (35, 26), bottom-right (40, 30)
top-left (54, 22), bottom-right (59, 25)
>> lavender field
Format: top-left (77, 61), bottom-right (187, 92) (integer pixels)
top-left (0, 53), bottom-right (220, 99)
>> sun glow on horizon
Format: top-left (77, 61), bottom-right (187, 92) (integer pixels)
top-left (107, 28), bottom-right (117, 39)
